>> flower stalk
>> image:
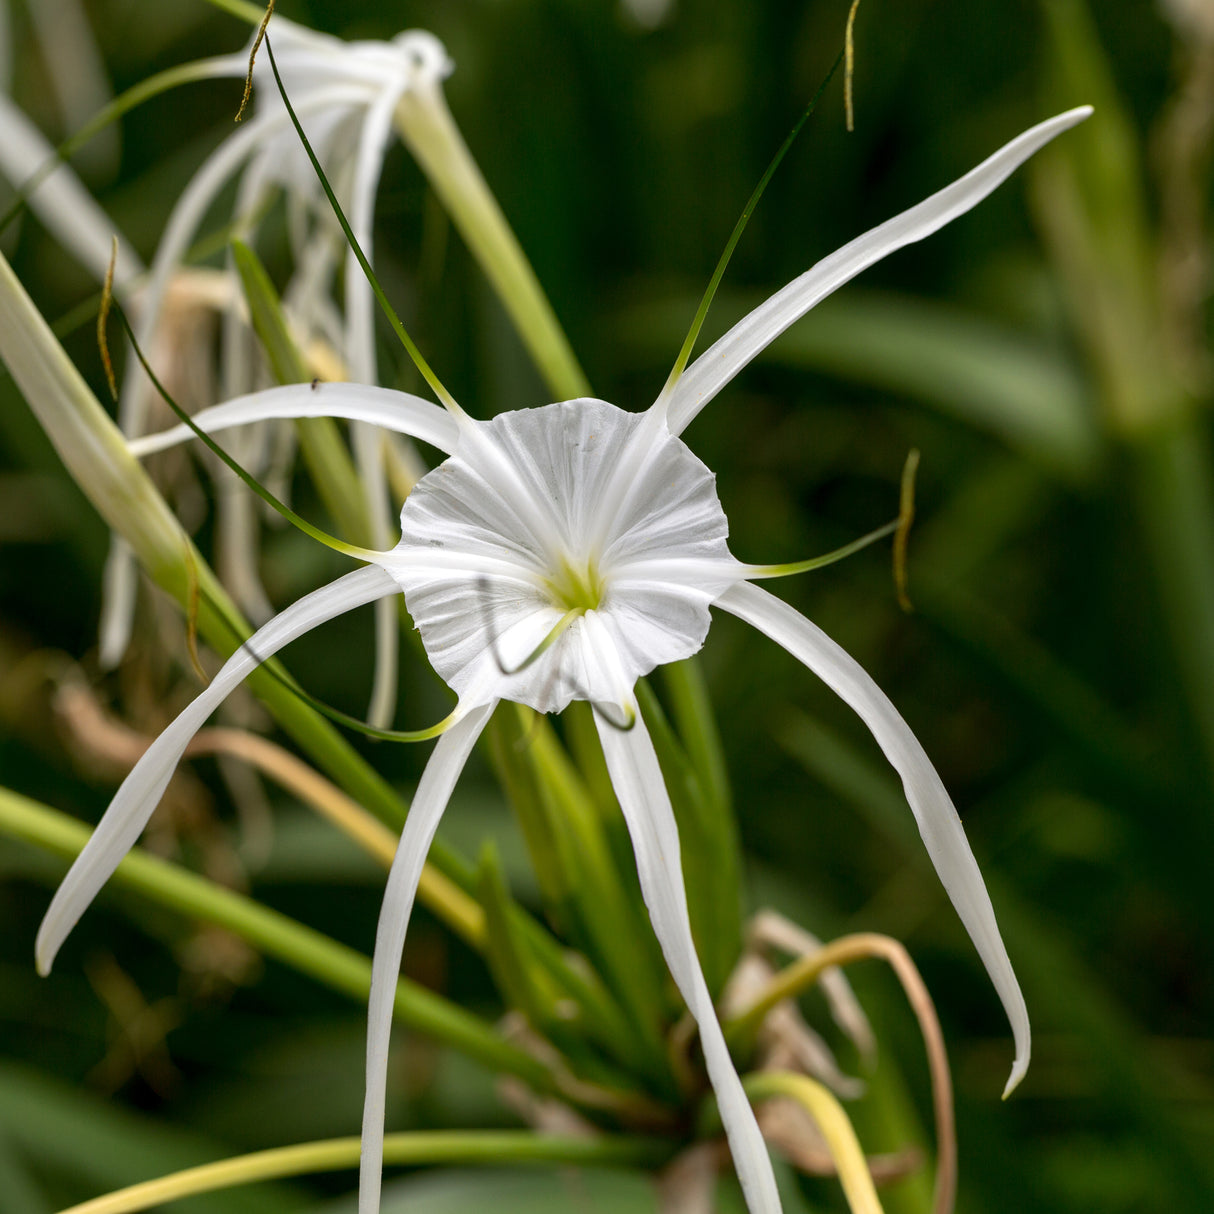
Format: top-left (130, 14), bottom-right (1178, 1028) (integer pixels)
top-left (742, 1072), bottom-right (885, 1214)
top-left (54, 1130), bottom-right (669, 1214)
top-left (0, 787), bottom-right (553, 1091)
top-left (392, 78), bottom-right (589, 401)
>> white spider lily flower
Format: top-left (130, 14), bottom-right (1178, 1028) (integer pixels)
top-left (101, 19), bottom-right (455, 735)
top-left (39, 107), bottom-right (1091, 1213)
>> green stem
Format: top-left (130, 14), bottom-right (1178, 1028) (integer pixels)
top-left (199, 0), bottom-right (267, 25)
top-left (741, 1073), bottom-right (884, 1214)
top-left (57, 1129), bottom-right (668, 1214)
top-left (656, 48), bottom-right (843, 402)
top-left (393, 84), bottom-right (590, 401)
top-left (695, 1072), bottom-right (884, 1214)
top-left (0, 787), bottom-right (553, 1092)
top-left (1130, 414), bottom-right (1214, 789)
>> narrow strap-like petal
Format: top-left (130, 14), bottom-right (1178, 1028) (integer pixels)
top-left (718, 581), bottom-right (1029, 1095)
top-left (595, 709), bottom-right (781, 1214)
top-left (36, 564), bottom-right (400, 977)
top-left (127, 382), bottom-right (461, 458)
top-left (0, 93), bottom-right (143, 289)
top-left (664, 107), bottom-right (1092, 436)
top-left (117, 85), bottom-right (369, 440)
top-left (345, 72), bottom-right (407, 387)
top-left (217, 455), bottom-right (275, 624)
top-left (346, 76), bottom-right (412, 730)
top-left (359, 700), bottom-right (494, 1214)
top-left (98, 86), bottom-right (369, 671)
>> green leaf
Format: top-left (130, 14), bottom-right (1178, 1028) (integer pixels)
top-left (634, 679), bottom-right (740, 998)
top-left (475, 840), bottom-right (550, 1026)
top-left (485, 707), bottom-right (671, 1084)
top-left (229, 239), bottom-right (371, 547)
top-left (659, 661), bottom-right (743, 996)
top-left (1032, 0), bottom-right (1177, 436)
top-left (0, 787), bottom-right (556, 1095)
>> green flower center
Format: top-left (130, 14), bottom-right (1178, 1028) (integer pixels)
top-left (544, 555), bottom-right (605, 613)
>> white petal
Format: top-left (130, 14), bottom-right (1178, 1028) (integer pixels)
top-left (126, 383), bottom-right (461, 458)
top-left (35, 564), bottom-right (399, 976)
top-left (97, 536), bottom-right (139, 671)
top-left (216, 465), bottom-right (275, 624)
top-left (392, 399), bottom-right (739, 713)
top-left (345, 73), bottom-right (407, 387)
top-left (359, 700), bottom-right (494, 1214)
top-left (595, 709), bottom-right (780, 1214)
top-left (718, 581), bottom-right (1029, 1094)
top-left (0, 93), bottom-right (142, 289)
top-left (344, 74), bottom-right (402, 723)
top-left (343, 78), bottom-right (411, 728)
top-left (118, 86), bottom-right (369, 439)
top-left (664, 107), bottom-right (1093, 436)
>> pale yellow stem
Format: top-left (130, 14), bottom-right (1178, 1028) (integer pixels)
top-left (744, 1071), bottom-right (885, 1214)
top-left (394, 83), bottom-right (589, 401)
top-left (729, 933), bottom-right (956, 1214)
top-left (52, 1130), bottom-right (664, 1214)
top-left (186, 728), bottom-right (485, 947)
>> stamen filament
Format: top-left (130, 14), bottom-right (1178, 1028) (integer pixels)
top-left (894, 447), bottom-right (920, 612)
top-left (263, 35), bottom-right (467, 422)
top-left (654, 46), bottom-right (845, 409)
top-left (235, 0), bottom-right (276, 123)
top-left (240, 645), bottom-right (460, 743)
top-left (592, 699), bottom-right (638, 732)
top-left (97, 237), bottom-right (118, 400)
top-left (845, 0), bottom-right (863, 133)
top-left (193, 581), bottom-right (460, 744)
top-left (299, 700), bottom-right (460, 744)
top-left (744, 518), bottom-right (899, 579)
top-left (113, 304), bottom-right (383, 564)
top-left (481, 591), bottom-right (583, 677)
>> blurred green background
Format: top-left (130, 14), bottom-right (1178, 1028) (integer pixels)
top-left (1, 0), bottom-right (1211, 1211)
